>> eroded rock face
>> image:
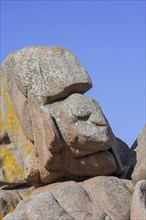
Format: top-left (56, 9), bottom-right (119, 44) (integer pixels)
top-left (0, 186), bottom-right (34, 218)
top-left (2, 46), bottom-right (92, 105)
top-left (31, 93), bottom-right (123, 183)
top-left (3, 176), bottom-right (134, 220)
top-left (1, 46), bottom-right (145, 220)
top-left (131, 180), bottom-right (146, 220)
top-left (0, 46), bottom-right (123, 186)
top-left (126, 125), bottom-right (146, 182)
top-left (116, 137), bottom-right (131, 166)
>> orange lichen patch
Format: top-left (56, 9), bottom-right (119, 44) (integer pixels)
top-left (52, 46), bottom-right (61, 54)
top-left (0, 147), bottom-right (24, 183)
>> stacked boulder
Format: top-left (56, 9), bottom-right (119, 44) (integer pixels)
top-left (0, 46), bottom-right (145, 220)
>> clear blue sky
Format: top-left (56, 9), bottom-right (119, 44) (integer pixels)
top-left (1, 0), bottom-right (145, 147)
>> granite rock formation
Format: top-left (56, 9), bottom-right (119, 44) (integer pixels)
top-left (0, 187), bottom-right (34, 218)
top-left (0, 46), bottom-right (145, 220)
top-left (3, 176), bottom-right (134, 220)
top-left (127, 125), bottom-right (146, 183)
top-left (130, 180), bottom-right (146, 220)
top-left (0, 46), bottom-right (123, 187)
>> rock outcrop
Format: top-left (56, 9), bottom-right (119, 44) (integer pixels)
top-left (0, 46), bottom-right (145, 220)
top-left (0, 186), bottom-right (34, 218)
top-left (131, 180), bottom-right (146, 220)
top-left (0, 46), bottom-right (123, 187)
top-left (127, 125), bottom-right (146, 183)
top-left (3, 176), bottom-right (134, 220)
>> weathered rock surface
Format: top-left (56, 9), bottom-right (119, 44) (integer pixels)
top-left (0, 46), bottom-right (92, 186)
top-left (3, 192), bottom-right (74, 220)
top-left (116, 138), bottom-right (134, 179)
top-left (3, 176), bottom-right (134, 220)
top-left (0, 47), bottom-right (123, 186)
top-left (82, 176), bottom-right (134, 220)
top-left (131, 180), bottom-right (146, 220)
top-left (0, 186), bottom-right (34, 219)
top-left (1, 46), bottom-right (144, 220)
top-left (116, 137), bottom-right (131, 166)
top-left (31, 93), bottom-right (123, 183)
top-left (2, 46), bottom-right (92, 105)
top-left (0, 65), bottom-right (38, 186)
top-left (126, 125), bottom-right (146, 182)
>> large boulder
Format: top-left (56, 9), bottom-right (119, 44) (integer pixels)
top-left (130, 180), bottom-right (146, 220)
top-left (0, 46), bottom-right (91, 186)
top-left (0, 186), bottom-right (34, 219)
top-left (0, 46), bottom-right (123, 186)
top-left (81, 176), bottom-right (134, 220)
top-left (126, 125), bottom-right (146, 182)
top-left (2, 46), bottom-right (143, 220)
top-left (3, 176), bottom-right (134, 220)
top-left (30, 93), bottom-right (123, 183)
top-left (2, 46), bottom-right (92, 105)
top-left (3, 192), bottom-right (74, 220)
top-left (1, 46), bottom-right (92, 144)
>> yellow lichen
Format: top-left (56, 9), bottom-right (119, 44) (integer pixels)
top-left (7, 52), bottom-right (16, 59)
top-left (52, 46), bottom-right (61, 54)
top-left (2, 71), bottom-right (20, 145)
top-left (1, 71), bottom-right (32, 155)
top-left (0, 211), bottom-right (3, 220)
top-left (0, 109), bottom-right (4, 135)
top-left (23, 143), bottom-right (32, 155)
top-left (6, 202), bottom-right (15, 213)
top-left (1, 148), bottom-right (24, 182)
